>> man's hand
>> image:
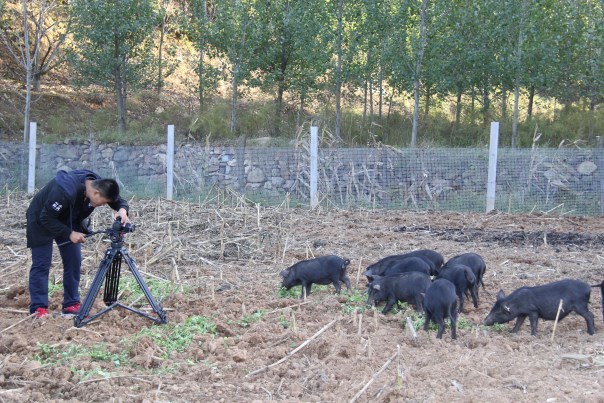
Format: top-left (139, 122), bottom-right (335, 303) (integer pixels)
top-left (69, 231), bottom-right (86, 244)
top-left (115, 208), bottom-right (129, 224)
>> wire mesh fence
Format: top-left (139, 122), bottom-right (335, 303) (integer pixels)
top-left (1, 139), bottom-right (602, 216)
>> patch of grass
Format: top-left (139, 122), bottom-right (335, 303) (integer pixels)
top-left (48, 281), bottom-right (62, 298)
top-left (277, 287), bottom-right (300, 299)
top-left (72, 368), bottom-right (114, 382)
top-left (131, 315), bottom-right (217, 358)
top-left (490, 323), bottom-right (507, 332)
top-left (238, 310), bottom-right (266, 328)
top-left (278, 314), bottom-right (290, 329)
top-left (341, 289), bottom-right (370, 314)
top-left (118, 276), bottom-right (191, 305)
top-left (277, 284), bottom-right (332, 299)
top-left (34, 342), bottom-right (128, 368)
top-left (406, 311), bottom-right (479, 333)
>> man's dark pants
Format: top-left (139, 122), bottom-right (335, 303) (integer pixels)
top-left (29, 241), bottom-right (81, 313)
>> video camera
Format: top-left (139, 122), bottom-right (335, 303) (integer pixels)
top-left (112, 218), bottom-right (135, 233)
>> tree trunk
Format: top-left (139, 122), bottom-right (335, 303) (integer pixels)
top-left (424, 86), bottom-right (430, 119)
top-left (588, 92), bottom-right (595, 142)
top-left (334, 0), bottom-right (343, 141)
top-left (470, 86), bottom-right (475, 124)
top-left (32, 73), bottom-right (41, 92)
top-left (378, 39), bottom-right (385, 119)
top-left (369, 78), bottom-right (374, 137)
top-left (198, 0), bottom-right (208, 107)
top-left (455, 89), bottom-right (462, 127)
top-left (411, 0), bottom-right (428, 148)
top-left (157, 17), bottom-right (165, 94)
top-left (114, 37), bottom-right (127, 134)
top-left (230, 65), bottom-right (239, 134)
top-left (274, 0), bottom-right (290, 137)
top-left (21, 0), bottom-right (32, 142)
top-left (527, 85), bottom-right (535, 120)
top-left (501, 85), bottom-right (507, 138)
top-left (297, 92), bottom-right (306, 127)
top-left (362, 79), bottom-right (367, 124)
top-left (482, 85), bottom-right (490, 128)
top-left (512, 0), bottom-right (527, 149)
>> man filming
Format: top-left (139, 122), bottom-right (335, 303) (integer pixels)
top-left (26, 169), bottom-right (129, 319)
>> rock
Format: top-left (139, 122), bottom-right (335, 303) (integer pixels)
top-left (577, 160), bottom-right (597, 175)
top-left (247, 167), bottom-right (266, 183)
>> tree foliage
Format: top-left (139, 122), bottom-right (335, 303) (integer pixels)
top-left (1, 0), bottom-right (602, 144)
top-left (68, 0), bottom-right (160, 132)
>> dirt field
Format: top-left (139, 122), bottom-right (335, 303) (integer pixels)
top-left (1, 194), bottom-right (604, 402)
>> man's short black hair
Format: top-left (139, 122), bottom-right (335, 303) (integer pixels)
top-left (92, 179), bottom-right (120, 202)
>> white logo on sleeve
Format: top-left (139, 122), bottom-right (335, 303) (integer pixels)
top-left (52, 202), bottom-right (63, 212)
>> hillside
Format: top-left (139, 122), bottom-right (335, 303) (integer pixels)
top-left (0, 77), bottom-right (196, 144)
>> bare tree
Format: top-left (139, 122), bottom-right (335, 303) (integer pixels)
top-left (511, 0), bottom-right (527, 149)
top-left (410, 0), bottom-right (428, 148)
top-left (0, 0), bottom-right (68, 140)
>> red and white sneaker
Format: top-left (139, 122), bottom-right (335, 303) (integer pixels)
top-left (62, 303), bottom-right (81, 316)
top-left (34, 307), bottom-right (49, 319)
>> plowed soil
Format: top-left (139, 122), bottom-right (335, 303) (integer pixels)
top-left (1, 195), bottom-right (603, 402)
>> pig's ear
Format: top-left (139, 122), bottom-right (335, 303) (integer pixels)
top-left (496, 289), bottom-right (506, 301)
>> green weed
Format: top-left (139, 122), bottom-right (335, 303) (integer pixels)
top-left (278, 314), bottom-right (290, 329)
top-left (277, 284), bottom-right (331, 299)
top-left (117, 276), bottom-right (191, 305)
top-left (341, 289), bottom-right (370, 314)
top-left (34, 342), bottom-right (128, 368)
top-left (131, 315), bottom-right (217, 358)
top-left (238, 310), bottom-right (266, 328)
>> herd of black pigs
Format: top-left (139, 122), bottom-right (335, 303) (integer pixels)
top-left (279, 250), bottom-right (604, 340)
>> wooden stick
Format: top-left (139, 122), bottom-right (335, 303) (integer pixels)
top-left (355, 258), bottom-right (363, 287)
top-left (349, 348), bottom-right (399, 403)
top-left (551, 299), bottom-right (564, 342)
top-left (406, 316), bottom-right (418, 341)
top-left (74, 374), bottom-right (155, 387)
top-left (0, 313), bottom-right (36, 334)
top-left (263, 301), bottom-right (312, 315)
top-left (246, 318), bottom-right (338, 377)
top-left (0, 308), bottom-right (29, 314)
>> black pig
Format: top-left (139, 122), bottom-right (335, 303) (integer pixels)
top-left (436, 264), bottom-right (478, 312)
top-left (363, 250), bottom-right (441, 280)
top-left (366, 272), bottom-right (432, 314)
top-left (379, 257), bottom-right (431, 277)
top-left (364, 249), bottom-right (443, 278)
top-left (423, 279), bottom-right (458, 339)
top-left (441, 252), bottom-right (486, 290)
top-left (280, 255), bottom-right (351, 299)
top-left (483, 279), bottom-right (596, 335)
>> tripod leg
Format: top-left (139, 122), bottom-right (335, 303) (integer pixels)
top-left (122, 250), bottom-right (167, 324)
top-left (103, 251), bottom-right (122, 305)
top-left (74, 249), bottom-right (116, 327)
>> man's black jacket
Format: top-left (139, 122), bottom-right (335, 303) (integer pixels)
top-left (26, 170), bottom-right (129, 248)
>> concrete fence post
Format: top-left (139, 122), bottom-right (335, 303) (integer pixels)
top-left (27, 121), bottom-right (37, 193)
top-left (486, 122), bottom-right (499, 213)
top-left (167, 124), bottom-right (174, 200)
top-left (310, 126), bottom-right (318, 209)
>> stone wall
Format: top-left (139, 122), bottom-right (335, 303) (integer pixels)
top-left (0, 140), bottom-right (601, 214)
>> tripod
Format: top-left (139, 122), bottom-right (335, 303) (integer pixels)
top-left (74, 228), bottom-right (168, 328)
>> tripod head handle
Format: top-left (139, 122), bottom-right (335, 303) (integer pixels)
top-left (57, 221), bottom-right (135, 247)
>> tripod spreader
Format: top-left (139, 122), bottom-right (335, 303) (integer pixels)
top-left (74, 237), bottom-right (168, 328)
